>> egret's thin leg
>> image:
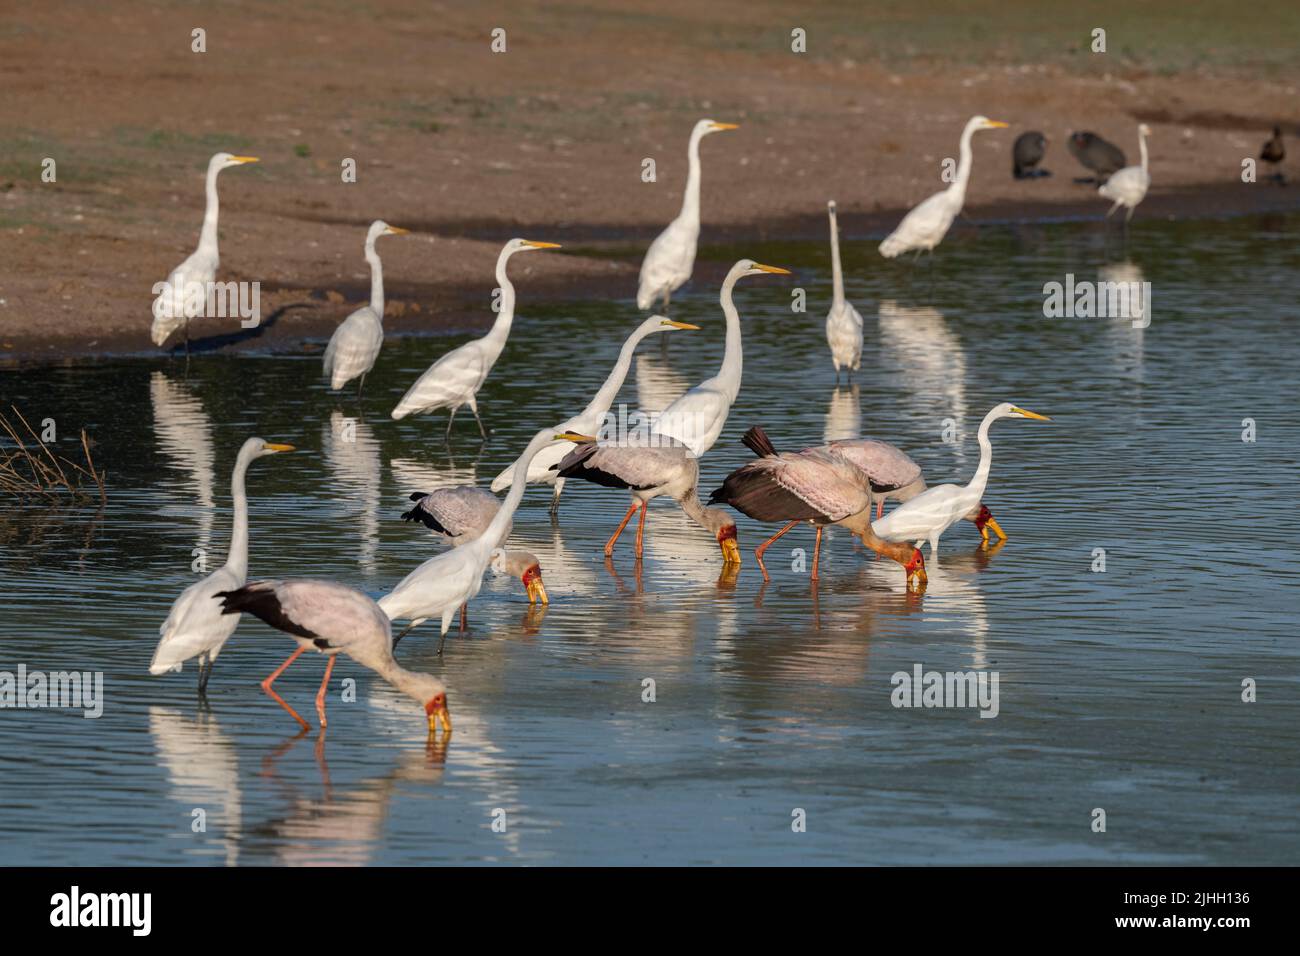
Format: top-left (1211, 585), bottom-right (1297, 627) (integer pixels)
top-left (472, 404), bottom-right (488, 439)
top-left (604, 502), bottom-right (639, 556)
top-left (197, 653), bottom-right (212, 696)
top-left (444, 407), bottom-right (458, 440)
top-left (548, 478), bottom-right (565, 516)
top-left (754, 520), bottom-right (799, 582)
top-left (357, 373), bottom-right (366, 399)
top-left (459, 602), bottom-right (467, 631)
top-left (315, 655), bottom-right (336, 728)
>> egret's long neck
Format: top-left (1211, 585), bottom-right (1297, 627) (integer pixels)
top-left (967, 408), bottom-right (999, 501)
top-left (717, 271), bottom-right (743, 401)
top-left (951, 122), bottom-right (977, 204)
top-left (365, 238), bottom-right (384, 317)
top-left (198, 163), bottom-right (221, 255)
top-left (579, 326), bottom-right (653, 423)
top-left (485, 249), bottom-right (517, 347)
top-left (1138, 130), bottom-right (1149, 173)
top-left (483, 433), bottom-right (551, 547)
top-left (224, 447), bottom-right (254, 579)
top-left (828, 206), bottom-right (845, 309)
top-left (679, 131), bottom-right (704, 225)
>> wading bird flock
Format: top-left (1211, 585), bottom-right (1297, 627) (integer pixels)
top-left (152, 109), bottom-right (1244, 735)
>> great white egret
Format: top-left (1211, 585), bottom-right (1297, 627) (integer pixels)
top-left (214, 579), bottom-right (451, 734)
top-left (149, 437), bottom-right (294, 692)
top-left (151, 152), bottom-right (259, 351)
top-left (322, 220), bottom-right (409, 395)
top-left (878, 116), bottom-right (1007, 259)
top-left (378, 429), bottom-right (557, 652)
top-left (709, 426), bottom-right (926, 587)
top-left (824, 201), bottom-right (863, 380)
top-left (1098, 124), bottom-right (1151, 223)
top-left (1013, 132), bottom-right (1049, 179)
top-left (553, 431), bottom-right (741, 564)
top-left (637, 119), bottom-right (739, 312)
top-left (871, 403), bottom-right (1050, 561)
top-left (390, 239), bottom-right (561, 435)
top-left (489, 315), bottom-right (699, 512)
top-left (400, 486), bottom-right (548, 605)
top-left (650, 259), bottom-right (790, 456)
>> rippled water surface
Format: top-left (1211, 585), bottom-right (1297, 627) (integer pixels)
top-left (2, 214), bottom-right (1298, 864)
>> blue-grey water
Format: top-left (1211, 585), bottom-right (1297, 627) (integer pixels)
top-left (1, 214), bottom-right (1297, 865)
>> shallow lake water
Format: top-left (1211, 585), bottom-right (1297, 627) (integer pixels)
top-left (2, 213), bottom-right (1298, 865)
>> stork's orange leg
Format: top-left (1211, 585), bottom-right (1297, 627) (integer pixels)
top-left (876, 498), bottom-right (884, 520)
top-left (754, 520), bottom-right (799, 582)
top-left (634, 501), bottom-right (649, 559)
top-left (811, 526), bottom-right (823, 580)
top-left (315, 655), bottom-right (336, 728)
top-left (605, 502), bottom-right (639, 556)
top-left (261, 646), bottom-right (311, 730)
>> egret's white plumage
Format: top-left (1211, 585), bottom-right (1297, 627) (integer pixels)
top-left (488, 315), bottom-right (699, 511)
top-left (650, 259), bottom-right (790, 457)
top-left (322, 220), bottom-right (408, 393)
top-left (215, 579), bottom-right (451, 733)
top-left (151, 152), bottom-right (259, 348)
top-left (878, 116), bottom-right (1007, 259)
top-left (149, 437), bottom-right (294, 690)
top-left (1098, 124), bottom-right (1152, 222)
top-left (390, 239), bottom-right (560, 435)
top-left (637, 119), bottom-right (739, 312)
top-left (824, 201), bottom-right (863, 378)
top-left (378, 429), bottom-right (557, 648)
top-left (871, 403), bottom-right (1050, 561)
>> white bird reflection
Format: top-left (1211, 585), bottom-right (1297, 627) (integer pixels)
top-left (322, 411), bottom-right (382, 574)
top-left (150, 372), bottom-right (216, 554)
top-left (877, 299), bottom-right (969, 461)
top-left (148, 706), bottom-right (242, 866)
top-left (635, 352), bottom-right (691, 419)
top-left (1097, 259), bottom-right (1147, 380)
top-left (824, 383), bottom-right (861, 443)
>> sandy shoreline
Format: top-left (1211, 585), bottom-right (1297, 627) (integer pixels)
top-left (2, 0), bottom-right (1297, 366)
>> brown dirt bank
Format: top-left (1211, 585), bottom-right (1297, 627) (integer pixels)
top-left (2, 0), bottom-right (1297, 367)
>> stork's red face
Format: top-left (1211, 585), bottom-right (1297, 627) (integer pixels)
top-left (905, 548), bottom-right (927, 587)
top-left (425, 692), bottom-right (452, 735)
top-left (974, 505), bottom-right (1005, 543)
top-left (717, 523), bottom-right (742, 565)
top-left (521, 564), bottom-right (548, 605)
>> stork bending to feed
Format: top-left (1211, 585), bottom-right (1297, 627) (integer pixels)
top-left (214, 579), bottom-right (451, 734)
top-left (149, 437), bottom-right (294, 694)
top-left (1098, 124), bottom-right (1151, 224)
top-left (379, 429), bottom-right (558, 653)
top-left (390, 239), bottom-right (561, 436)
top-left (878, 116), bottom-right (1007, 260)
top-left (489, 315), bottom-right (699, 513)
top-left (637, 119), bottom-right (739, 313)
top-left (322, 220), bottom-right (409, 396)
top-left (871, 403), bottom-right (1050, 563)
top-left (151, 152), bottom-right (259, 352)
top-left (708, 427), bottom-right (926, 588)
top-left (824, 201), bottom-right (863, 381)
top-left (400, 485), bottom-right (548, 608)
top-left (553, 432), bottom-right (741, 566)
top-left (650, 259), bottom-right (791, 456)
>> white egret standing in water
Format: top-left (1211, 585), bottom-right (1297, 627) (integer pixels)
top-left (151, 152), bottom-right (259, 351)
top-left (878, 116), bottom-right (1007, 260)
top-left (322, 220), bottom-right (409, 396)
top-left (1099, 124), bottom-right (1152, 224)
top-left (651, 259), bottom-right (790, 457)
top-left (824, 201), bottom-right (863, 380)
top-left (871, 403), bottom-right (1050, 562)
top-left (390, 239), bottom-right (560, 436)
top-left (489, 315), bottom-right (699, 512)
top-left (637, 119), bottom-right (739, 313)
top-left (149, 437), bottom-right (294, 693)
